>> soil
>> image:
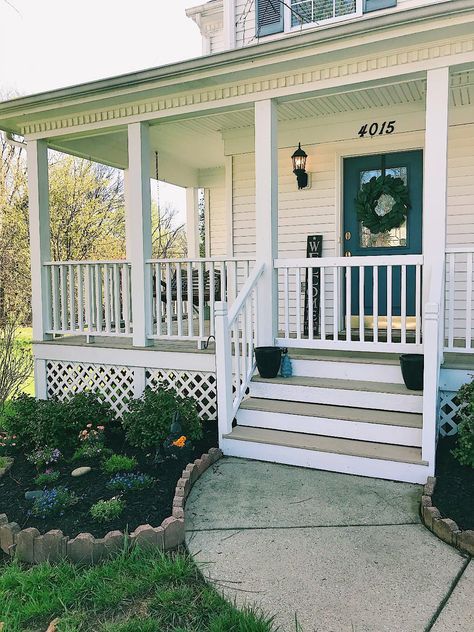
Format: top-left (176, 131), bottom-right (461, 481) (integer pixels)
top-left (0, 420), bottom-right (218, 539)
top-left (432, 436), bottom-right (474, 531)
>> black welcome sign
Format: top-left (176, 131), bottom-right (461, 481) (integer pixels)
top-left (304, 235), bottom-right (322, 338)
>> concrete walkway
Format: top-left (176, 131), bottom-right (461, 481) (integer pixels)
top-left (185, 458), bottom-right (472, 632)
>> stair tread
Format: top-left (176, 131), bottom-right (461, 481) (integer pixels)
top-left (239, 398), bottom-right (423, 428)
top-left (251, 375), bottom-right (422, 396)
top-left (287, 349), bottom-right (401, 366)
top-left (225, 426), bottom-right (425, 465)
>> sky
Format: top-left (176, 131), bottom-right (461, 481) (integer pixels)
top-left (0, 0), bottom-right (205, 222)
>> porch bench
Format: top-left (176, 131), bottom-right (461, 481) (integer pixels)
top-left (155, 269), bottom-right (222, 307)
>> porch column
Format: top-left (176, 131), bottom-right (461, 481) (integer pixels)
top-left (126, 122), bottom-right (152, 347)
top-left (255, 99), bottom-right (278, 345)
top-left (185, 187), bottom-right (200, 258)
top-left (422, 66), bottom-right (450, 470)
top-left (27, 139), bottom-right (51, 399)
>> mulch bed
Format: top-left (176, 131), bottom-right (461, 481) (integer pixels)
top-left (0, 420), bottom-right (217, 539)
top-left (432, 436), bottom-right (474, 531)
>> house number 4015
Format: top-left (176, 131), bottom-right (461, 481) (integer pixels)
top-left (358, 121), bottom-right (396, 138)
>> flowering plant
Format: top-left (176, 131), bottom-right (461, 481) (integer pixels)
top-left (74, 423), bottom-right (107, 459)
top-left (0, 431), bottom-right (17, 456)
top-left (171, 435), bottom-right (187, 448)
top-left (31, 486), bottom-right (79, 518)
top-left (27, 447), bottom-right (62, 469)
top-left (106, 472), bottom-right (154, 492)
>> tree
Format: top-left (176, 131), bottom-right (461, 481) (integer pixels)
top-left (151, 201), bottom-right (187, 259)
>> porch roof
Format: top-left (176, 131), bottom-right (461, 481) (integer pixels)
top-left (0, 0), bottom-right (472, 137)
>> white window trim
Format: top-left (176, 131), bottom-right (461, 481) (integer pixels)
top-left (284, 0), bottom-right (364, 34)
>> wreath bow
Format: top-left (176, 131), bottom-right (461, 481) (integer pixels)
top-left (355, 174), bottom-right (411, 235)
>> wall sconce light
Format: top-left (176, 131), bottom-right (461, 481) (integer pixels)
top-left (291, 142), bottom-right (308, 189)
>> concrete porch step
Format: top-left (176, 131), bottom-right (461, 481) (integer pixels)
top-left (237, 398), bottom-right (422, 447)
top-left (221, 426), bottom-right (429, 484)
top-left (250, 375), bottom-right (423, 413)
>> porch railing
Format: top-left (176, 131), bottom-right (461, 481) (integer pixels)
top-left (444, 247), bottom-right (474, 352)
top-left (146, 258), bottom-right (253, 342)
top-left (215, 262), bottom-right (264, 438)
top-left (275, 254), bottom-right (423, 352)
top-left (44, 261), bottom-right (132, 337)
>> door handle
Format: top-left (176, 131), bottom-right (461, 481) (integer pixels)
top-left (345, 231), bottom-right (351, 240)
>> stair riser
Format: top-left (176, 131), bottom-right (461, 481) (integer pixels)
top-left (221, 438), bottom-right (432, 484)
top-left (236, 409), bottom-right (422, 447)
top-left (249, 382), bottom-right (423, 413)
top-left (290, 359), bottom-right (404, 384)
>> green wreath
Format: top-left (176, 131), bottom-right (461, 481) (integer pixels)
top-left (355, 174), bottom-right (411, 235)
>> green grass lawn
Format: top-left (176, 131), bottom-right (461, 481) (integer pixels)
top-left (0, 547), bottom-right (275, 632)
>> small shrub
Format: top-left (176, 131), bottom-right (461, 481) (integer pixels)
top-left (90, 498), bottom-right (125, 523)
top-left (0, 431), bottom-right (17, 456)
top-left (73, 422), bottom-right (109, 459)
top-left (72, 444), bottom-right (112, 461)
top-left (121, 386), bottom-right (202, 450)
top-left (31, 487), bottom-right (79, 518)
top-left (4, 392), bottom-right (114, 452)
top-left (102, 454), bottom-right (137, 475)
top-left (34, 470), bottom-right (61, 486)
top-left (452, 380), bottom-right (474, 468)
top-left (0, 455), bottom-right (11, 469)
top-left (106, 472), bottom-right (154, 492)
top-left (27, 447), bottom-right (62, 469)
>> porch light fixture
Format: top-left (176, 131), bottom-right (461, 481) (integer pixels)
top-left (292, 143), bottom-right (308, 189)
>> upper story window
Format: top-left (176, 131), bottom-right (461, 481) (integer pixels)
top-left (290, 0), bottom-right (361, 28)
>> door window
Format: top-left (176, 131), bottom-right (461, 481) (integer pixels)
top-left (359, 166), bottom-right (408, 249)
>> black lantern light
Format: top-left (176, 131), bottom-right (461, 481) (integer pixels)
top-left (291, 142), bottom-right (308, 189)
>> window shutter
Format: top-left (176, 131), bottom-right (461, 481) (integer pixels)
top-left (363, 0), bottom-right (397, 13)
top-left (256, 0), bottom-right (284, 37)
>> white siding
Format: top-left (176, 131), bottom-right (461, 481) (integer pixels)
top-left (210, 28), bottom-right (225, 53)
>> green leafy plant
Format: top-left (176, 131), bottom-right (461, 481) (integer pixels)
top-left (31, 486), bottom-right (79, 518)
top-left (452, 380), bottom-right (474, 467)
top-left (106, 472), bottom-right (154, 492)
top-left (4, 391), bottom-right (114, 452)
top-left (27, 447), bottom-right (62, 469)
top-left (34, 469), bottom-right (61, 486)
top-left (102, 454), bottom-right (138, 475)
top-left (90, 498), bottom-right (125, 523)
top-left (121, 386), bottom-right (202, 450)
top-left (0, 455), bottom-right (12, 469)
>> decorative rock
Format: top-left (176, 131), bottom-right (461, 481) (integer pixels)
top-left (25, 490), bottom-right (45, 501)
top-left (421, 495), bottom-right (432, 508)
top-left (161, 516), bottom-right (185, 550)
top-left (423, 505), bottom-right (441, 530)
top-left (457, 530), bottom-right (474, 556)
top-left (16, 527), bottom-right (41, 564)
top-left (67, 533), bottom-right (95, 565)
top-left (0, 521), bottom-right (20, 555)
top-left (103, 530), bottom-right (125, 557)
top-left (424, 476), bottom-right (436, 497)
top-left (432, 518), bottom-right (461, 546)
top-left (208, 447), bottom-right (223, 463)
top-left (71, 466), bottom-right (91, 477)
top-left (34, 530), bottom-right (68, 563)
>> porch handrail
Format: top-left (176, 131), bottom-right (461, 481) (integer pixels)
top-left (275, 254), bottom-right (423, 268)
top-left (146, 257), bottom-right (255, 264)
top-left (215, 262), bottom-right (264, 439)
top-left (44, 259), bottom-right (128, 266)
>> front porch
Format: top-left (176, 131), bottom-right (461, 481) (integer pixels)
top-left (13, 45), bottom-right (474, 483)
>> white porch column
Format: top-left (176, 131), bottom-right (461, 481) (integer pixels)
top-left (186, 187), bottom-right (200, 259)
top-left (27, 139), bottom-right (51, 343)
top-left (225, 155), bottom-right (234, 257)
top-left (223, 0), bottom-right (236, 50)
top-left (127, 122), bottom-right (152, 347)
top-left (255, 99), bottom-right (278, 345)
top-left (422, 66), bottom-right (450, 470)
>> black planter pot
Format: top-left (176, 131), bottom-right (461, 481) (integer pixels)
top-left (255, 346), bottom-right (282, 379)
top-left (400, 354), bottom-right (424, 391)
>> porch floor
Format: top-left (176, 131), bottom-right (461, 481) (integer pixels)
top-left (36, 335), bottom-right (215, 354)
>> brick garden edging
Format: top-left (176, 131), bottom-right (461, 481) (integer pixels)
top-left (0, 447), bottom-right (222, 565)
top-left (421, 476), bottom-right (474, 557)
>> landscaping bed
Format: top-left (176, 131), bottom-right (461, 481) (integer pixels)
top-left (0, 421), bottom-right (217, 539)
top-left (432, 436), bottom-right (474, 531)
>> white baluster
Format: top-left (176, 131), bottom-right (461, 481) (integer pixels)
top-left (345, 266), bottom-right (351, 341)
top-left (51, 266), bottom-right (60, 332)
top-left (333, 267), bottom-right (339, 342)
top-left (320, 267), bottom-right (326, 341)
top-left (104, 264), bottom-right (111, 334)
top-left (415, 264), bottom-right (421, 346)
top-left (284, 267), bottom-right (289, 339)
top-left (113, 264), bottom-right (121, 334)
top-left (359, 266), bottom-right (365, 343)
top-left (401, 265), bottom-right (407, 345)
top-left (387, 265), bottom-right (393, 344)
top-left (77, 265), bottom-right (84, 333)
top-left (59, 265), bottom-right (67, 332)
top-left (187, 262), bottom-right (194, 337)
top-left (198, 261), bottom-right (205, 340)
top-left (373, 266), bottom-right (379, 344)
top-left (296, 267), bottom-right (302, 340)
top-left (166, 263), bottom-right (172, 337)
top-left (122, 263), bottom-right (131, 334)
top-left (176, 263), bottom-right (184, 337)
top-left (68, 264), bottom-right (76, 332)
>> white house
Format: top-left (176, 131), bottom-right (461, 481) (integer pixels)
top-left (1, 0), bottom-right (473, 484)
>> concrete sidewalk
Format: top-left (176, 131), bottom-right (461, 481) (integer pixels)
top-left (185, 457), bottom-right (472, 632)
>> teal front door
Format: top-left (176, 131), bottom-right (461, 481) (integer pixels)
top-left (343, 150), bottom-right (423, 327)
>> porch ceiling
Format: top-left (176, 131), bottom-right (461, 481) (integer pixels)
top-left (49, 70), bottom-right (473, 183)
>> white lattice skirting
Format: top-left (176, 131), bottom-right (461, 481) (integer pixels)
top-left (439, 390), bottom-right (462, 437)
top-left (46, 361), bottom-right (217, 420)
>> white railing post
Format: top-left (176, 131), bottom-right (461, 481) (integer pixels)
top-left (215, 301), bottom-right (233, 439)
top-left (423, 66), bottom-right (450, 363)
top-left (255, 99), bottom-right (278, 345)
top-left (127, 122), bottom-right (152, 347)
top-left (27, 139), bottom-right (52, 343)
top-left (422, 302), bottom-right (440, 474)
